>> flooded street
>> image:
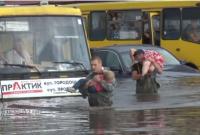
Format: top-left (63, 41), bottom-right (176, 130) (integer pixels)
top-left (1, 1), bottom-right (200, 135)
top-left (1, 74), bottom-right (200, 135)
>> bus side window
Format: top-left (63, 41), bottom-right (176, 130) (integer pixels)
top-left (107, 10), bottom-right (142, 40)
top-left (162, 8), bottom-right (181, 40)
top-left (89, 11), bottom-right (106, 41)
top-left (182, 7), bottom-right (200, 44)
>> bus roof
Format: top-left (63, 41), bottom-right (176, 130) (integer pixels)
top-left (0, 5), bottom-right (81, 16)
top-left (68, 1), bottom-right (199, 11)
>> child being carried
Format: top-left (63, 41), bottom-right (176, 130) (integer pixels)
top-left (132, 49), bottom-right (164, 76)
top-left (86, 70), bottom-right (115, 93)
top-left (73, 70), bottom-right (115, 98)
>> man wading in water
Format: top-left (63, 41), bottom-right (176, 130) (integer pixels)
top-left (130, 49), bottom-right (163, 94)
top-left (73, 56), bottom-right (116, 107)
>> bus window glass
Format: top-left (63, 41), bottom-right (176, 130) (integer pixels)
top-left (0, 16), bottom-right (90, 74)
top-left (107, 10), bottom-right (142, 40)
top-left (89, 11), bottom-right (106, 40)
top-left (162, 8), bottom-right (180, 40)
top-left (182, 7), bottom-right (200, 44)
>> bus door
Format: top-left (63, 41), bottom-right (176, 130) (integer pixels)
top-left (142, 11), bottom-right (160, 46)
top-left (150, 12), bottom-right (160, 46)
top-left (142, 12), bottom-right (152, 45)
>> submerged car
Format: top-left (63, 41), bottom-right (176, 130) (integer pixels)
top-left (91, 44), bottom-right (199, 77)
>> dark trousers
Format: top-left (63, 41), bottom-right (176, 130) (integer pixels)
top-left (136, 76), bottom-right (160, 94)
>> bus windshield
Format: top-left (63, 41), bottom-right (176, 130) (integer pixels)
top-left (0, 16), bottom-right (90, 74)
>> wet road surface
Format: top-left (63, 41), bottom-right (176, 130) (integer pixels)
top-left (1, 73), bottom-right (200, 135)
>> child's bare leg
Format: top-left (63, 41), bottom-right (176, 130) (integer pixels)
top-left (149, 65), bottom-right (155, 73)
top-left (142, 60), bottom-right (151, 76)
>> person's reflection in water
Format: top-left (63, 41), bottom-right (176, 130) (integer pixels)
top-left (135, 109), bottom-right (166, 135)
top-left (89, 109), bottom-right (114, 134)
top-left (136, 94), bottom-right (160, 102)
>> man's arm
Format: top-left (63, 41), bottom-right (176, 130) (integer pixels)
top-left (100, 79), bottom-right (117, 92)
top-left (82, 72), bottom-right (95, 89)
top-left (132, 71), bottom-right (142, 80)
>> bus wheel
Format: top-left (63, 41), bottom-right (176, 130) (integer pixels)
top-left (185, 63), bottom-right (198, 70)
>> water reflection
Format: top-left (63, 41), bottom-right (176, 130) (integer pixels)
top-left (176, 76), bottom-right (200, 86)
top-left (1, 100), bottom-right (200, 134)
top-left (1, 75), bottom-right (200, 134)
top-left (88, 108), bottom-right (118, 135)
top-left (134, 110), bottom-right (167, 134)
top-left (87, 106), bottom-right (200, 135)
top-left (136, 94), bottom-right (160, 102)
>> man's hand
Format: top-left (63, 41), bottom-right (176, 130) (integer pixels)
top-left (93, 75), bottom-right (101, 82)
top-left (84, 80), bottom-right (95, 89)
top-left (132, 71), bottom-right (142, 80)
top-left (87, 80), bottom-right (95, 87)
